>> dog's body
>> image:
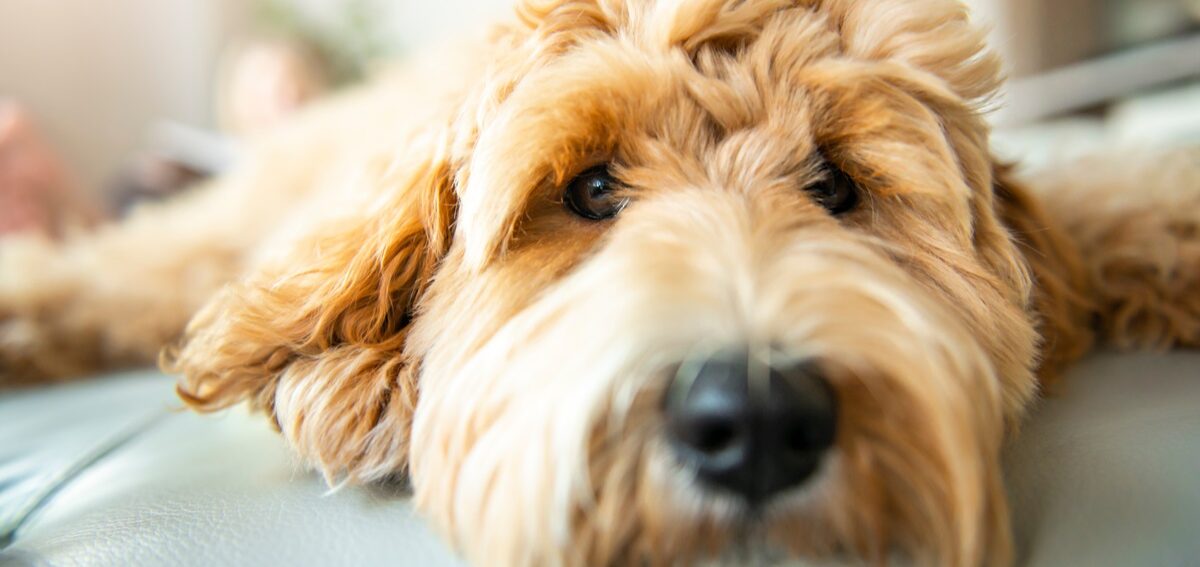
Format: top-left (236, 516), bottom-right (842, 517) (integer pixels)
top-left (2, 1), bottom-right (1199, 565)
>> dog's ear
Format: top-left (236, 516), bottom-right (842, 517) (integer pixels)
top-left (168, 132), bottom-right (457, 482)
top-left (991, 164), bottom-right (1094, 385)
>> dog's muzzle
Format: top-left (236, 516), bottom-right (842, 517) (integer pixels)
top-left (664, 351), bottom-right (838, 506)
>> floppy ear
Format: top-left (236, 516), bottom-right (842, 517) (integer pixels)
top-left (991, 164), bottom-right (1095, 385)
top-left (168, 138), bottom-right (457, 482)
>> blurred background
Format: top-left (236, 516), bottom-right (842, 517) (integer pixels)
top-left (0, 0), bottom-right (1198, 234)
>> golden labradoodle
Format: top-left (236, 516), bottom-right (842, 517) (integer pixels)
top-left (3, 0), bottom-right (1199, 564)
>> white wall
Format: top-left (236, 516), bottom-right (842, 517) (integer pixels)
top-left (0, 0), bottom-right (510, 195)
top-left (962, 0), bottom-right (1063, 77)
top-left (0, 0), bottom-right (251, 195)
top-left (285, 0), bottom-right (512, 51)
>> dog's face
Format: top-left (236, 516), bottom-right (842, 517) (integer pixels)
top-left (405, 0), bottom-right (1037, 565)
top-left (175, 0), bottom-right (1048, 565)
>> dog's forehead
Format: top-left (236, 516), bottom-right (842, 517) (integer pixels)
top-left (457, 0), bottom-right (992, 268)
top-left (460, 3), bottom-right (824, 261)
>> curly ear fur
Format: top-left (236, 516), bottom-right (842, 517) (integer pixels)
top-left (992, 165), bottom-right (1096, 386)
top-left (168, 143), bottom-right (457, 482)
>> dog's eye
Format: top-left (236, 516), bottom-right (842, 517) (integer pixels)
top-left (564, 166), bottom-right (628, 221)
top-left (806, 165), bottom-right (859, 215)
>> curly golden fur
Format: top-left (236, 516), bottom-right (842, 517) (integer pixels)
top-left (2, 0), bottom-right (1198, 565)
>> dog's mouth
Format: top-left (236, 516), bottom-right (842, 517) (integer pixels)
top-left (665, 455), bottom-right (843, 561)
top-left (705, 534), bottom-right (808, 567)
top-left (697, 521), bottom-right (856, 567)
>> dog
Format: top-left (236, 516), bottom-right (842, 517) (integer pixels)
top-left (2, 0), bottom-right (1199, 565)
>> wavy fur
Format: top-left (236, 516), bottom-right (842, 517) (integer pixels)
top-left (2, 1), bottom-right (1198, 565)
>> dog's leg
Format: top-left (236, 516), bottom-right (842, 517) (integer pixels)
top-left (1032, 147), bottom-right (1200, 351)
top-left (0, 168), bottom-right (298, 385)
top-left (0, 187), bottom-right (238, 384)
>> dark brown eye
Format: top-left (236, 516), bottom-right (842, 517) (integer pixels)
top-left (806, 164), bottom-right (859, 215)
top-left (565, 166), bottom-right (628, 221)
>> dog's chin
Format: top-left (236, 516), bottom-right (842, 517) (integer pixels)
top-left (696, 539), bottom-right (839, 567)
top-left (697, 546), bottom-right (853, 567)
top-left (650, 452), bottom-right (846, 565)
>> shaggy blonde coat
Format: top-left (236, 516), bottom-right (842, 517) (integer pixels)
top-left (2, 1), bottom-right (1198, 565)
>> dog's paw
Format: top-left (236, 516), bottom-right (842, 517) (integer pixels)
top-left (1080, 150), bottom-right (1200, 350)
top-left (0, 314), bottom-right (37, 387)
top-left (0, 286), bottom-right (21, 387)
top-left (0, 315), bottom-right (49, 387)
top-left (0, 313), bottom-right (103, 387)
top-left (1092, 213), bottom-right (1200, 349)
top-left (1037, 146), bottom-right (1200, 351)
top-left (0, 237), bottom-right (89, 386)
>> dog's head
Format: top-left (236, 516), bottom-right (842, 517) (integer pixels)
top-left (174, 1), bottom-right (1088, 565)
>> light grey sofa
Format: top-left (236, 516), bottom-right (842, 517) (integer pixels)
top-left (1, 352), bottom-right (1198, 567)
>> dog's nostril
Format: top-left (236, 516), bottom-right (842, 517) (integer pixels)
top-left (663, 352), bottom-right (838, 505)
top-left (782, 416), bottom-right (836, 456)
top-left (689, 417), bottom-right (740, 455)
top-left (785, 423), bottom-right (815, 453)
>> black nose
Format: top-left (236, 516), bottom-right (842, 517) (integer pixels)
top-left (663, 352), bottom-right (837, 505)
